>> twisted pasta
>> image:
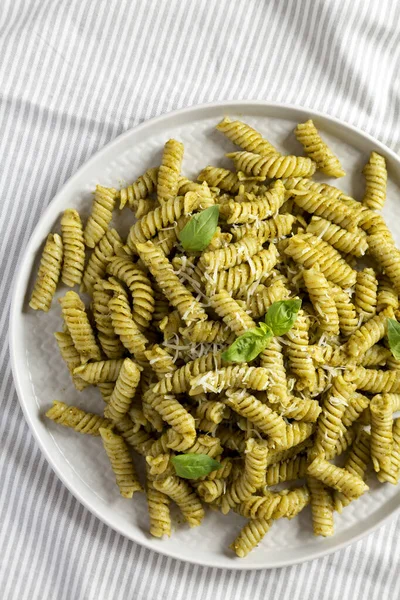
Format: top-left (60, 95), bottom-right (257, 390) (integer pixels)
top-left (198, 166), bottom-right (257, 194)
top-left (153, 476), bottom-right (204, 527)
top-left (265, 394), bottom-right (321, 422)
top-left (289, 185), bottom-right (356, 230)
top-left (246, 279), bottom-right (289, 319)
top-left (274, 422), bottom-right (314, 451)
top-left (307, 476), bottom-right (334, 537)
top-left (230, 518), bottom-right (272, 558)
top-left (342, 392), bottom-right (370, 428)
top-left (136, 240), bottom-right (207, 325)
top-left (265, 455), bottom-right (309, 486)
top-left (261, 486), bottom-right (310, 519)
top-left (377, 418), bottom-right (400, 484)
top-left (46, 401), bottom-right (112, 435)
top-left (259, 338), bottom-right (291, 405)
top-left (97, 382), bottom-right (115, 403)
top-left (61, 209), bottom-right (85, 286)
top-left (231, 214), bottom-right (295, 242)
top-left (148, 392), bottom-right (196, 438)
top-left (54, 331), bottom-right (88, 390)
top-left (114, 415), bottom-right (154, 456)
top-left (127, 193), bottom-right (200, 250)
top-left (59, 291), bottom-right (101, 361)
top-left (307, 456), bottom-right (369, 498)
top-left (74, 359), bottom-right (124, 383)
top-left (330, 285), bottom-right (359, 336)
top-left (295, 119), bottom-right (345, 177)
top-left (29, 233), bottom-right (63, 311)
top-left (107, 256), bottom-right (155, 331)
top-left (144, 344), bottom-right (176, 379)
top-left (221, 438), bottom-right (269, 513)
top-left (284, 233), bottom-right (357, 288)
top-left (209, 290), bottom-right (256, 335)
top-left (376, 275), bottom-right (399, 313)
top-left (354, 268), bottom-right (378, 322)
top-left (348, 367), bottom-right (400, 393)
top-left (180, 320), bottom-right (235, 344)
top-left (205, 244), bottom-right (279, 296)
top-left (92, 280), bottom-right (125, 359)
top-left (84, 185), bottom-right (117, 248)
top-left (200, 235), bottom-right (263, 272)
top-left (178, 178), bottom-right (215, 209)
top-left (119, 167), bottom-right (158, 210)
top-left (282, 309), bottom-right (316, 392)
top-left (313, 375), bottom-right (357, 457)
top-left (104, 358), bottom-right (142, 422)
top-left (303, 267), bottom-right (339, 335)
top-left (189, 366), bottom-right (270, 396)
top-left (99, 428), bottom-right (142, 497)
top-left (157, 139), bottom-right (184, 203)
top-left (227, 150), bottom-right (316, 179)
top-left (368, 233), bottom-right (400, 294)
top-left (206, 226), bottom-right (233, 250)
top-left (219, 181), bottom-right (286, 224)
top-left (224, 389), bottom-right (286, 442)
top-left (334, 430), bottom-right (371, 512)
top-left (146, 472), bottom-right (171, 538)
top-left (108, 291), bottom-right (148, 360)
top-left (216, 117), bottom-right (278, 156)
top-left (345, 307), bottom-right (393, 359)
top-left (370, 393), bottom-right (393, 472)
top-left (361, 345), bottom-right (391, 367)
top-left (362, 152), bottom-right (387, 210)
top-left (306, 216), bottom-right (367, 257)
top-left (81, 228), bottom-right (122, 295)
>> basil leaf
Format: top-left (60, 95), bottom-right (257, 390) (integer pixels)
top-left (265, 298), bottom-right (302, 336)
top-left (171, 453), bottom-right (222, 479)
top-left (221, 326), bottom-right (273, 363)
top-left (387, 318), bottom-right (400, 359)
top-left (178, 205), bottom-right (219, 252)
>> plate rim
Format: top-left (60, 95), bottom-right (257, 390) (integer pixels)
top-left (9, 99), bottom-right (400, 570)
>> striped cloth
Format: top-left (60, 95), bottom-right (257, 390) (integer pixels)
top-left (1, 0), bottom-right (400, 598)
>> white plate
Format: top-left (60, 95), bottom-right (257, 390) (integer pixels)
top-left (10, 101), bottom-right (400, 570)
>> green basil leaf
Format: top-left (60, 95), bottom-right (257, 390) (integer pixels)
top-left (178, 205), bottom-right (219, 252)
top-left (221, 326), bottom-right (273, 363)
top-left (171, 453), bottom-right (222, 479)
top-left (265, 298), bottom-right (302, 336)
top-left (387, 318), bottom-right (400, 359)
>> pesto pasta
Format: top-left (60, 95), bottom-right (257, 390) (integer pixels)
top-left (35, 116), bottom-right (400, 557)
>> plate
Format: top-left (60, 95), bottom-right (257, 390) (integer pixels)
top-left (10, 101), bottom-right (400, 569)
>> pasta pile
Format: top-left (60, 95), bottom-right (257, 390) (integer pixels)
top-left (30, 116), bottom-right (400, 558)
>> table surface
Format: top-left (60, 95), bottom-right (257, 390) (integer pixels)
top-left (1, 1), bottom-right (399, 599)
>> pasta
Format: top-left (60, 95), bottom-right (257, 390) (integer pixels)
top-left (29, 233), bottom-right (63, 311)
top-left (37, 116), bottom-right (400, 557)
top-left (306, 216), bottom-right (367, 257)
top-left (227, 150), bottom-right (316, 179)
top-left (59, 291), bottom-right (101, 362)
top-left (354, 268), bottom-right (378, 322)
top-left (104, 358), bottom-right (142, 422)
top-left (81, 228), bottom-right (122, 295)
top-left (370, 393), bottom-right (393, 472)
top-left (106, 256), bottom-right (155, 331)
top-left (100, 428), bottom-right (143, 497)
top-left (362, 152), bottom-right (387, 210)
top-left (294, 119), bottom-right (345, 177)
top-left (61, 209), bottom-right (85, 286)
top-left (216, 117), bottom-right (279, 156)
top-left (157, 139), bottom-right (184, 204)
top-left (46, 401), bottom-right (112, 435)
top-left (303, 267), bottom-right (339, 335)
top-left (119, 167), bottom-right (158, 210)
top-left (153, 476), bottom-right (204, 527)
top-left (84, 185), bottom-right (117, 248)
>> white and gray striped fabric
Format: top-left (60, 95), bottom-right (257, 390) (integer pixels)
top-left (1, 1), bottom-right (400, 598)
